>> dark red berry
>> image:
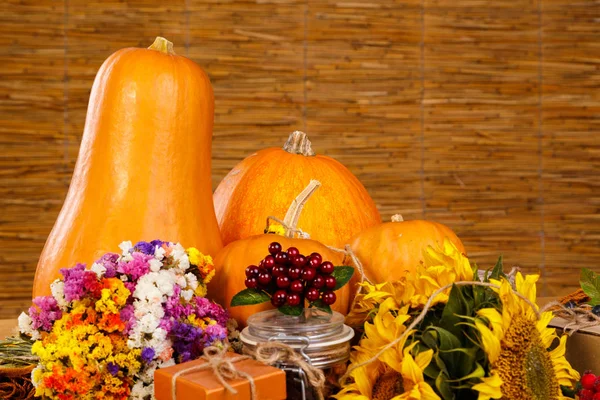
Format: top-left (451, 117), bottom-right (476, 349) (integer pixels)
top-left (592, 392), bottom-right (600, 400)
top-left (276, 275), bottom-right (291, 289)
top-left (308, 256), bottom-right (321, 268)
top-left (302, 268), bottom-right (316, 281)
top-left (579, 389), bottom-right (594, 400)
top-left (275, 251), bottom-right (289, 265)
top-left (269, 242), bottom-right (282, 255)
top-left (324, 275), bottom-right (336, 289)
top-left (290, 280), bottom-right (304, 293)
top-left (305, 287), bottom-right (320, 301)
top-left (312, 275), bottom-right (325, 289)
top-left (271, 290), bottom-right (287, 307)
top-left (319, 261), bottom-right (334, 275)
top-left (582, 372), bottom-right (597, 390)
top-left (272, 265), bottom-right (287, 277)
top-left (292, 255), bottom-right (307, 267)
top-left (245, 277), bottom-right (258, 289)
top-left (258, 272), bottom-right (272, 286)
top-left (245, 265), bottom-right (259, 278)
top-left (287, 293), bottom-right (302, 306)
top-left (287, 247), bottom-right (299, 257)
top-left (309, 253), bottom-right (322, 265)
top-left (263, 255), bottom-right (275, 270)
top-left (594, 377), bottom-right (600, 393)
top-left (288, 267), bottom-right (302, 280)
top-left (322, 291), bottom-right (336, 305)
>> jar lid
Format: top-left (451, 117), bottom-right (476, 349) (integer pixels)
top-left (245, 308), bottom-right (347, 344)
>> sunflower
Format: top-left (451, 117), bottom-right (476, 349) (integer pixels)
top-left (337, 299), bottom-right (440, 400)
top-left (472, 273), bottom-right (579, 400)
top-left (346, 239), bottom-right (473, 328)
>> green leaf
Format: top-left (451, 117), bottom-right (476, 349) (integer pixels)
top-left (439, 285), bottom-right (470, 338)
top-left (581, 268), bottom-right (600, 306)
top-left (435, 371), bottom-right (455, 400)
top-left (278, 305), bottom-right (303, 316)
top-left (488, 255), bottom-right (505, 281)
top-left (310, 299), bottom-right (332, 314)
top-left (331, 266), bottom-right (354, 290)
top-left (230, 289), bottom-right (270, 307)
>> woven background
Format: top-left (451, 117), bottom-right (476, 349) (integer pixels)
top-left (1, 0), bottom-right (599, 319)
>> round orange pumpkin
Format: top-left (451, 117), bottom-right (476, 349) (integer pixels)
top-left (33, 37), bottom-right (222, 297)
top-left (213, 130), bottom-right (381, 248)
top-left (209, 235), bottom-right (348, 327)
top-left (349, 215), bottom-right (466, 285)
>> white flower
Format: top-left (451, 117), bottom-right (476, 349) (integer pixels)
top-left (18, 312), bottom-right (35, 338)
top-left (50, 280), bottom-right (68, 311)
top-left (148, 258), bottom-right (162, 273)
top-left (90, 262), bottom-right (106, 278)
top-left (130, 381), bottom-right (154, 400)
top-left (181, 289), bottom-right (194, 302)
top-left (171, 243), bottom-right (190, 270)
top-left (120, 275), bottom-right (129, 282)
top-left (185, 272), bottom-right (199, 290)
top-left (118, 241), bottom-right (133, 255)
top-left (154, 245), bottom-right (166, 260)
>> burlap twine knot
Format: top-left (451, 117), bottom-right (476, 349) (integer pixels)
top-left (540, 300), bottom-right (600, 334)
top-left (171, 342), bottom-right (326, 400)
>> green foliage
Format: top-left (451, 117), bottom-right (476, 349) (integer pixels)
top-left (580, 268), bottom-right (600, 306)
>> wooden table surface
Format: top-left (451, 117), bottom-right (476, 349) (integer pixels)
top-left (0, 319), bottom-right (17, 339)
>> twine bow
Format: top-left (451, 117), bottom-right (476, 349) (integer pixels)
top-left (541, 300), bottom-right (600, 334)
top-left (250, 341), bottom-right (327, 400)
top-left (170, 346), bottom-right (256, 400)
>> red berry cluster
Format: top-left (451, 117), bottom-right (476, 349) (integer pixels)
top-left (579, 370), bottom-right (600, 400)
top-left (244, 242), bottom-right (337, 309)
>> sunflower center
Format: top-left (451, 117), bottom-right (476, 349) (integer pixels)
top-left (496, 315), bottom-right (559, 400)
top-left (372, 370), bottom-right (404, 400)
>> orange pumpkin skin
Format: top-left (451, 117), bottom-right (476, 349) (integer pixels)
top-left (350, 219), bottom-right (466, 285)
top-left (209, 235), bottom-right (349, 327)
top-left (213, 131), bottom-right (381, 248)
top-left (33, 38), bottom-right (222, 298)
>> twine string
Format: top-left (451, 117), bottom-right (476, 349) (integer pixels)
top-left (170, 346), bottom-right (256, 400)
top-left (338, 280), bottom-right (541, 386)
top-left (265, 215), bottom-right (310, 239)
top-left (540, 300), bottom-right (600, 334)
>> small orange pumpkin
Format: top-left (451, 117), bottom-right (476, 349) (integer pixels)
top-left (213, 130), bottom-right (381, 248)
top-left (33, 37), bottom-right (222, 297)
top-left (209, 181), bottom-right (351, 327)
top-left (349, 215), bottom-right (466, 285)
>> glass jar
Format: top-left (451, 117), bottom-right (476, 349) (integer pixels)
top-left (240, 308), bottom-right (354, 400)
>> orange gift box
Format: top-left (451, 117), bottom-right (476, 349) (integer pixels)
top-left (154, 353), bottom-right (287, 400)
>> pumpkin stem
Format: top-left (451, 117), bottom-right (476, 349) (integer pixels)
top-left (282, 180), bottom-right (321, 237)
top-left (391, 214), bottom-right (404, 222)
top-left (148, 36), bottom-right (176, 55)
top-left (283, 131), bottom-right (316, 156)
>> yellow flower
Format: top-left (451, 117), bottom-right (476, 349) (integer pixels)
top-left (188, 247), bottom-right (216, 283)
top-left (347, 239), bottom-right (473, 328)
top-left (265, 224), bottom-right (286, 236)
top-left (338, 302), bottom-right (439, 400)
top-left (473, 273), bottom-right (579, 400)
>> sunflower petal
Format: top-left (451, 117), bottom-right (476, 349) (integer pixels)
top-left (472, 372), bottom-right (503, 400)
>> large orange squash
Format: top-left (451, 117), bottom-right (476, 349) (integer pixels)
top-left (210, 181), bottom-right (351, 327)
top-left (350, 215), bottom-right (466, 285)
top-left (213, 130), bottom-right (381, 247)
top-left (33, 37), bottom-right (222, 297)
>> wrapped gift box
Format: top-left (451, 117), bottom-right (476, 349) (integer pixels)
top-left (154, 352), bottom-right (286, 400)
top-left (550, 317), bottom-right (600, 372)
top-left (539, 297), bottom-right (600, 372)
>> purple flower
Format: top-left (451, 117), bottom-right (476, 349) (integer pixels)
top-left (116, 252), bottom-right (152, 282)
top-left (120, 304), bottom-right (136, 333)
top-left (60, 264), bottom-right (99, 302)
top-left (107, 362), bottom-right (119, 376)
top-left (134, 241), bottom-right (155, 256)
top-left (29, 296), bottom-right (62, 331)
top-left (194, 297), bottom-right (229, 326)
top-left (150, 239), bottom-right (164, 248)
top-left (141, 347), bottom-right (155, 363)
top-left (96, 253), bottom-right (119, 278)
